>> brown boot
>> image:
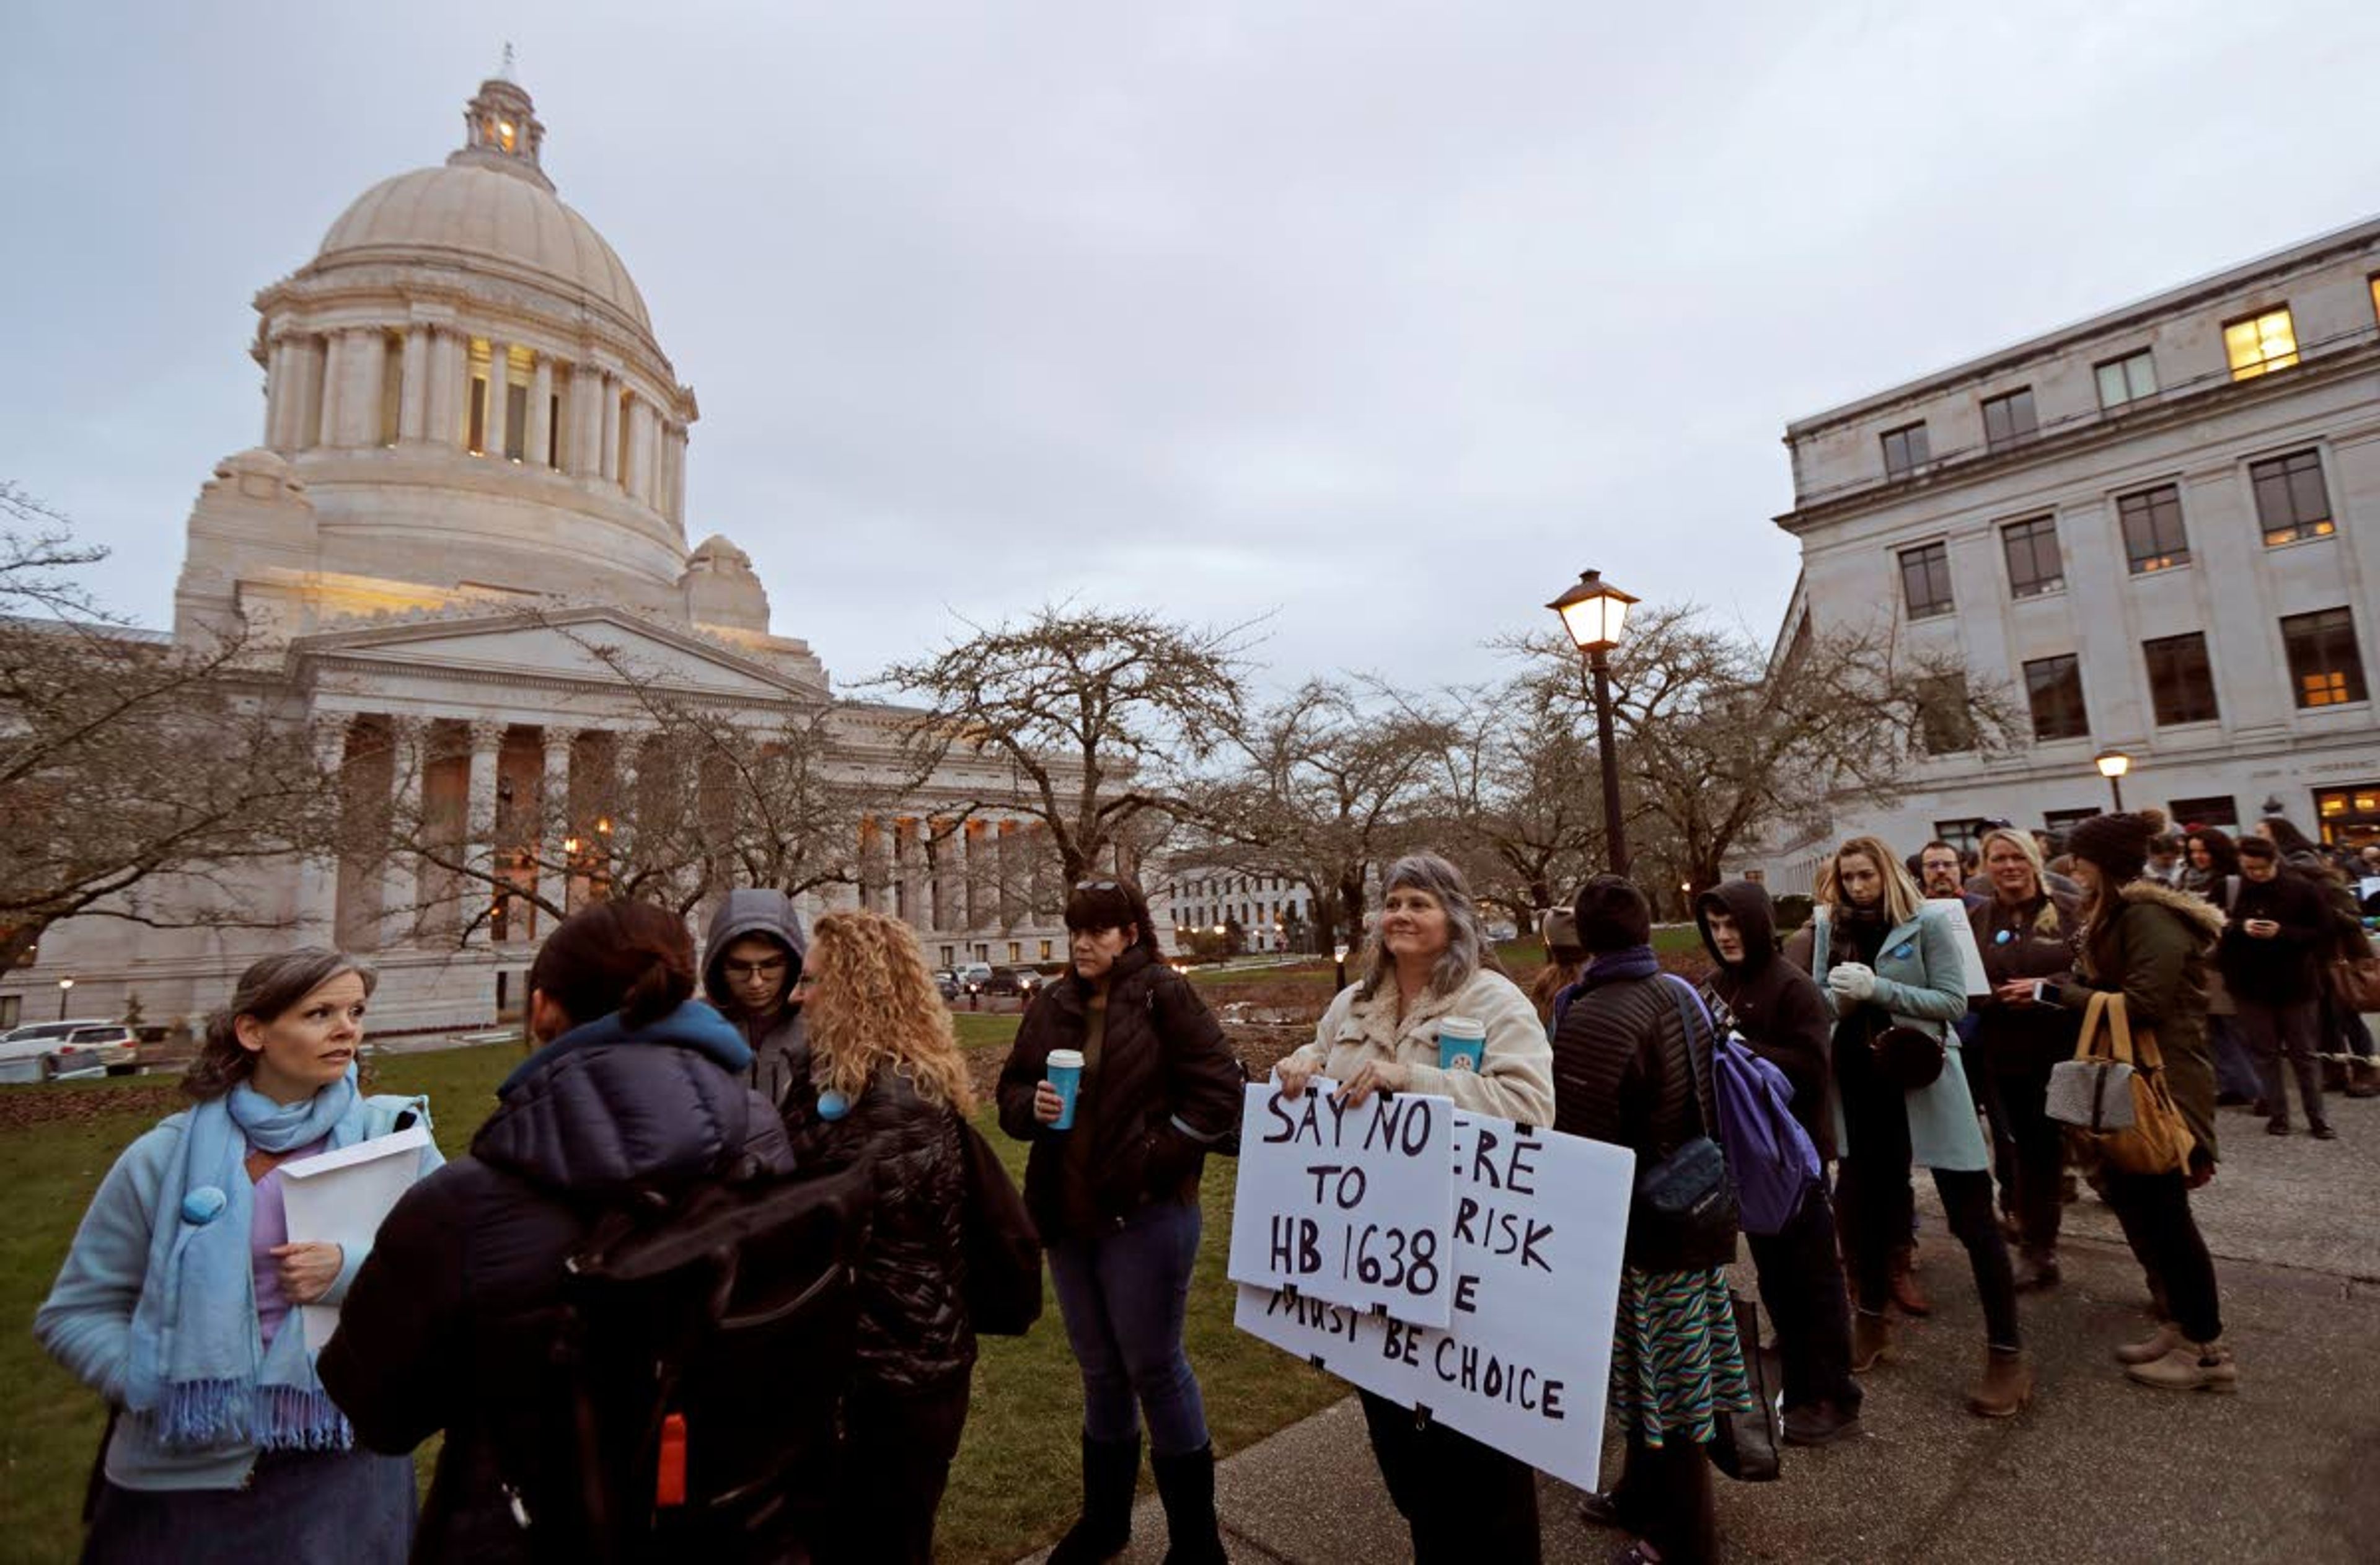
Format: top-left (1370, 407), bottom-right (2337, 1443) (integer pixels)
top-left (1889, 1249), bottom-right (1932, 1316)
top-left (2125, 1338), bottom-right (2239, 1393)
top-left (1968, 1346), bottom-right (2032, 1418)
top-left (2012, 1247), bottom-right (2060, 1292)
top-left (2114, 1323), bottom-right (2180, 1366)
top-left (1851, 1308), bottom-right (1893, 1372)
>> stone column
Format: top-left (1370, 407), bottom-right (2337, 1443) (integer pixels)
top-left (527, 355), bottom-right (554, 469)
top-left (398, 328), bottom-right (430, 443)
top-left (344, 328), bottom-right (387, 447)
top-left (317, 332), bottom-right (347, 449)
top-left (638, 405), bottom-right (662, 508)
top-left (619, 395), bottom-right (645, 500)
top-left (537, 727), bottom-right (574, 930)
top-left (484, 340), bottom-right (511, 460)
top-left (263, 335), bottom-right (293, 447)
top-left (295, 720), bottom-right (350, 943)
top-left (599, 375), bottom-right (621, 486)
top-left (423, 329), bottom-right (456, 450)
top-left (379, 717), bottom-right (427, 950)
top-left (667, 424), bottom-right (689, 524)
top-left (463, 721), bottom-right (505, 946)
top-left (570, 366), bottom-right (604, 478)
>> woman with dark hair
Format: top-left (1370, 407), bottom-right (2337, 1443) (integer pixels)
top-left (2051, 814), bottom-right (2236, 1390)
top-left (317, 900), bottom-right (802, 1559)
top-left (1786, 835), bottom-right (2028, 1417)
top-left (997, 878), bottom-right (1243, 1564)
top-left (1272, 852), bottom-right (1554, 1562)
top-left (2179, 828), bottom-right (2241, 898)
top-left (2179, 829), bottom-right (2261, 1107)
top-left (792, 909), bottom-right (978, 1565)
top-left (36, 950), bottom-right (438, 1563)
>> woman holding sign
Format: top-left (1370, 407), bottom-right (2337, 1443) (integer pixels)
top-left (998, 878), bottom-right (1244, 1565)
top-left (35, 950), bottom-right (438, 1563)
top-left (1274, 852), bottom-right (1554, 1564)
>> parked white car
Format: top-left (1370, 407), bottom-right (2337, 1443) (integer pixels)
top-left (0, 1020), bottom-right (139, 1083)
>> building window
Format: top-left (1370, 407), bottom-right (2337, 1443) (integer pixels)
top-left (2249, 449), bottom-right (2334, 546)
top-left (2096, 349), bottom-right (2157, 409)
top-left (1007, 941), bottom-right (1021, 963)
top-left (2117, 484), bottom-right (2190, 574)
top-left (1900, 541), bottom-right (1954, 620)
top-left (1039, 938), bottom-right (1053, 961)
top-left (504, 383), bottom-right (529, 462)
top-left (2143, 633), bottom-right (2219, 725)
top-left (939, 945), bottom-right (954, 967)
top-left (466, 377), bottom-right (488, 456)
top-left (2313, 784), bottom-right (2380, 846)
top-left (2001, 516), bottom-right (2064, 598)
top-left (2043, 807), bottom-right (2100, 834)
top-left (2023, 655), bottom-right (2088, 741)
top-left (2281, 607), bottom-right (2369, 708)
top-left (1881, 422), bottom-right (1931, 479)
top-left (1933, 819), bottom-right (1989, 856)
top-left (2223, 307), bottom-right (2298, 381)
top-left (1981, 387), bottom-right (2038, 452)
top-left (547, 393), bottom-right (565, 470)
top-left (2167, 795), bottom-right (2239, 831)
top-left (1917, 673), bottom-right (1975, 755)
top-left (379, 331), bottom-right (403, 447)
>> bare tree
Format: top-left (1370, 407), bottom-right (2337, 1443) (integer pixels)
top-left (0, 485), bottom-right (330, 969)
top-left (1421, 672), bottom-right (1608, 929)
top-left (875, 606), bottom-right (1254, 886)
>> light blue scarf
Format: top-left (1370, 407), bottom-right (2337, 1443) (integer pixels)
top-left (124, 1070), bottom-right (366, 1451)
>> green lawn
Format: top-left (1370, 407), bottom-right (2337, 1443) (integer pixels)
top-left (0, 1039), bottom-right (1334, 1564)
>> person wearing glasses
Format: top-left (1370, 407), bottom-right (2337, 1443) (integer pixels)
top-left (702, 888), bottom-right (811, 1114)
top-left (997, 878), bottom-right (1243, 1564)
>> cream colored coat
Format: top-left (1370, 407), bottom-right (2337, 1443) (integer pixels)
top-left (1281, 966), bottom-right (1556, 1126)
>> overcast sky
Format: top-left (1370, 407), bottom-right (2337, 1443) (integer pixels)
top-left (6, 0), bottom-right (2378, 697)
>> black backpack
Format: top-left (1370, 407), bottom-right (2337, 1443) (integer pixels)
top-left (493, 1155), bottom-right (875, 1564)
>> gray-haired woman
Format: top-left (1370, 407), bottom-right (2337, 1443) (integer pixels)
top-left (1273, 852), bottom-right (1554, 1563)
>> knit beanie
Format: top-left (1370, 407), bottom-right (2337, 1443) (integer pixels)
top-left (1571, 876), bottom-right (1652, 954)
top-left (1539, 907), bottom-right (1583, 959)
top-left (2065, 812), bottom-right (2153, 886)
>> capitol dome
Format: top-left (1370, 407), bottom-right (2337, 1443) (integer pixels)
top-left (315, 163), bottom-right (652, 337)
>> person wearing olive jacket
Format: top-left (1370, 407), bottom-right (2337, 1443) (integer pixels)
top-left (2051, 813), bottom-right (2236, 1392)
top-left (1787, 835), bottom-right (2029, 1419)
top-left (997, 878), bottom-right (1243, 1565)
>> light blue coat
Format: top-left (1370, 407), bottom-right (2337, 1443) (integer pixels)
top-left (34, 1093), bottom-right (440, 1490)
top-left (1809, 904), bottom-right (1988, 1173)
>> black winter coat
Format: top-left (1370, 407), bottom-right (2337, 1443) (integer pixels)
top-left (1551, 956), bottom-right (1735, 1271)
top-left (997, 946), bottom-right (1242, 1243)
top-left (1696, 883), bottom-right (1837, 1159)
top-left (791, 1068), bottom-right (974, 1395)
top-left (2217, 871), bottom-right (2330, 1004)
top-left (1968, 886), bottom-right (2083, 1076)
top-left (318, 1010), bottom-right (798, 1563)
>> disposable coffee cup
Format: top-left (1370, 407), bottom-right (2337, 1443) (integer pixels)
top-left (1437, 1016), bottom-right (1486, 1073)
top-left (1046, 1049), bottom-right (1086, 1129)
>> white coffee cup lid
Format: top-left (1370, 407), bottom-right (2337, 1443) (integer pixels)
top-left (1046, 1049), bottom-right (1086, 1068)
top-left (1439, 1015), bottom-right (1484, 1038)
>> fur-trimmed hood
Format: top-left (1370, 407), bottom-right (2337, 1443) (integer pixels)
top-left (2116, 878), bottom-right (2226, 938)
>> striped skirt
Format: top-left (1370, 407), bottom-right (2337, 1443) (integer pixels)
top-left (1608, 1264), bottom-right (1753, 1448)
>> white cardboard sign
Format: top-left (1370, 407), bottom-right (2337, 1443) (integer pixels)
top-left (280, 1125), bottom-right (436, 1353)
top-left (1225, 1080), bottom-right (1457, 1328)
top-left (1234, 1112), bottom-right (1635, 1491)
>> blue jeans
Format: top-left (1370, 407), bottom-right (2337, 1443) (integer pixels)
top-left (1046, 1199), bottom-right (1210, 1455)
top-left (2210, 1014), bottom-right (2262, 1100)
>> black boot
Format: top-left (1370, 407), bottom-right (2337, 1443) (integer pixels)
top-left (1152, 1444), bottom-right (1228, 1564)
top-left (1048, 1432), bottom-right (1141, 1565)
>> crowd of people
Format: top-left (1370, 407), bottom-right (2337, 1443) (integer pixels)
top-left (26, 808), bottom-right (2374, 1563)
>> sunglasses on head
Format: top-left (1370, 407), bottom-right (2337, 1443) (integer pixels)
top-left (1072, 879), bottom-right (1122, 893)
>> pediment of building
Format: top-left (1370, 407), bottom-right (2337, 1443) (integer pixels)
top-left (289, 604), bottom-right (829, 705)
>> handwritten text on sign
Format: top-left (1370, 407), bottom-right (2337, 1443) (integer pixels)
top-left (1225, 1080), bottom-right (1455, 1328)
top-left (1234, 1113), bottom-right (1634, 1492)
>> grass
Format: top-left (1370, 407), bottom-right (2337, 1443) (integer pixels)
top-left (0, 1039), bottom-right (1335, 1564)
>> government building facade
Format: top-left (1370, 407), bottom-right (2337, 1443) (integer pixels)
top-left (0, 77), bottom-right (1070, 1035)
top-left (1752, 215), bottom-right (2380, 891)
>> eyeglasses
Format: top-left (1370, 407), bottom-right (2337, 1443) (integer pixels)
top-left (722, 958), bottom-right (788, 980)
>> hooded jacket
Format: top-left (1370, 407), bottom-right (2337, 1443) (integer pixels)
top-left (317, 1002), bottom-right (797, 1561)
top-left (702, 889), bottom-right (811, 1113)
top-left (2056, 881), bottom-right (2225, 1163)
top-left (1695, 883), bottom-right (1837, 1159)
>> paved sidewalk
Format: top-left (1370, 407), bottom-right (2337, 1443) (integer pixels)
top-left (1028, 1090), bottom-right (2380, 1563)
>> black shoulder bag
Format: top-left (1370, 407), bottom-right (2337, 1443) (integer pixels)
top-left (1631, 984), bottom-right (1739, 1270)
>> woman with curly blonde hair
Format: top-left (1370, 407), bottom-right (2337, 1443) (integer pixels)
top-left (791, 909), bottom-right (977, 1564)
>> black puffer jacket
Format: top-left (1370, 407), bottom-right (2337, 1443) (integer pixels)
top-left (793, 1068), bottom-right (974, 1394)
top-left (318, 1003), bottom-right (798, 1562)
top-left (997, 945), bottom-right (1243, 1242)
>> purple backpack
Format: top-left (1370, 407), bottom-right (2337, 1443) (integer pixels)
top-left (1664, 976), bottom-right (1822, 1237)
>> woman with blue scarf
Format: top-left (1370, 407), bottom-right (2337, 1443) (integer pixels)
top-left (35, 949), bottom-right (439, 1563)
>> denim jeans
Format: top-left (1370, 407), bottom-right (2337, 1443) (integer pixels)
top-left (2236, 996), bottom-right (2325, 1128)
top-left (1047, 1197), bottom-right (1210, 1455)
top-left (2209, 1014), bottom-right (2263, 1100)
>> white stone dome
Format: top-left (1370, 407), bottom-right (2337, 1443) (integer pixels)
top-left (316, 163), bottom-right (652, 336)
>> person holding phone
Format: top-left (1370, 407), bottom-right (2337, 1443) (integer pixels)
top-left (2218, 837), bottom-right (2334, 1138)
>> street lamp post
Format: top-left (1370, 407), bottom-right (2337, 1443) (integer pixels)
top-left (1548, 568), bottom-right (1641, 877)
top-left (1333, 941), bottom-right (1351, 992)
top-left (57, 976), bottom-right (75, 1021)
top-left (2095, 749), bottom-right (2132, 813)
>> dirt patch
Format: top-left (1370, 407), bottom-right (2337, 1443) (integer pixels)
top-left (0, 1083), bottom-right (182, 1133)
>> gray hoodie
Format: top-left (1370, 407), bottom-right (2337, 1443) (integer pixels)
top-left (702, 888), bottom-right (811, 1112)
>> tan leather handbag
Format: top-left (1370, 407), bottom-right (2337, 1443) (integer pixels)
top-left (2057, 992), bottom-right (2194, 1177)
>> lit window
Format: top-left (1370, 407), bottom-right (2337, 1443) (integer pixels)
top-left (2281, 608), bottom-right (2369, 708)
top-left (2096, 350), bottom-right (2157, 408)
top-left (1881, 423), bottom-right (1931, 479)
top-left (497, 119), bottom-right (518, 153)
top-left (2117, 485), bottom-right (2190, 574)
top-left (2249, 449), bottom-right (2334, 546)
top-left (1982, 388), bottom-right (2038, 452)
top-left (2223, 308), bottom-right (2298, 381)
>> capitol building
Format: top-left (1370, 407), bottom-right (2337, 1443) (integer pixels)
top-left (2, 76), bottom-right (1071, 1034)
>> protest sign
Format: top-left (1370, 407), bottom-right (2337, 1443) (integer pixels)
top-left (1225, 1079), bottom-right (1456, 1328)
top-left (280, 1125), bottom-right (436, 1352)
top-left (1929, 900), bottom-right (1991, 996)
top-left (1235, 1112), bottom-right (1633, 1491)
